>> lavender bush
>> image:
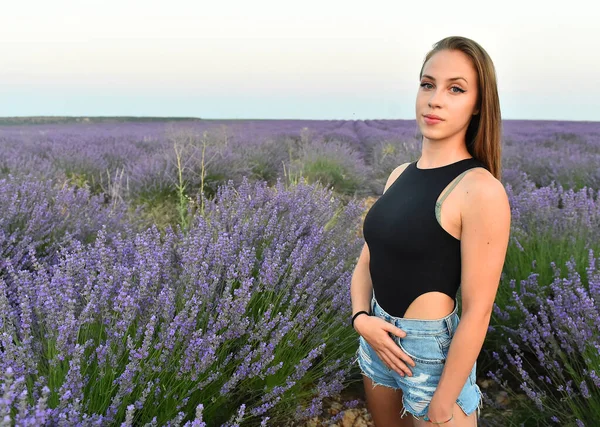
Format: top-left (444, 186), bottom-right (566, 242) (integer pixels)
top-left (0, 176), bottom-right (365, 426)
top-left (501, 121), bottom-right (600, 192)
top-left (481, 179), bottom-right (600, 377)
top-left (492, 181), bottom-right (600, 314)
top-left (366, 138), bottom-right (421, 194)
top-left (0, 174), bottom-right (140, 275)
top-left (285, 138), bottom-right (371, 197)
top-left (485, 251), bottom-right (600, 425)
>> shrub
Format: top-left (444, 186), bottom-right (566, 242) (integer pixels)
top-left (486, 251), bottom-right (600, 425)
top-left (0, 174), bottom-right (139, 275)
top-left (0, 177), bottom-right (365, 426)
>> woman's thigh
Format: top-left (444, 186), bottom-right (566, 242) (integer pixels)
top-left (362, 375), bottom-right (413, 427)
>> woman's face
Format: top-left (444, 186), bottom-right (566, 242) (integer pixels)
top-left (415, 49), bottom-right (479, 143)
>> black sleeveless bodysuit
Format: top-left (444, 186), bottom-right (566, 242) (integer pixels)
top-left (362, 157), bottom-right (487, 318)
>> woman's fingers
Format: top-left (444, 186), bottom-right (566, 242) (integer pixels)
top-left (377, 350), bottom-right (411, 376)
top-left (377, 351), bottom-right (408, 376)
top-left (366, 319), bottom-right (417, 377)
top-left (382, 324), bottom-right (416, 368)
top-left (378, 345), bottom-right (414, 376)
top-left (391, 340), bottom-right (416, 368)
top-left (389, 324), bottom-right (406, 339)
top-left (379, 326), bottom-right (416, 376)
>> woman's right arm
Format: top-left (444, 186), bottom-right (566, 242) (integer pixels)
top-left (349, 162), bottom-right (416, 377)
top-left (350, 243), bottom-right (373, 335)
top-left (351, 162), bottom-right (411, 334)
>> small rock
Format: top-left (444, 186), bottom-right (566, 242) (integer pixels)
top-left (479, 379), bottom-right (494, 389)
top-left (495, 391), bottom-right (509, 406)
top-left (341, 408), bottom-right (369, 427)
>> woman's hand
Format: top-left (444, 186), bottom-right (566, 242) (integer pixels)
top-left (354, 314), bottom-right (415, 376)
top-left (423, 416), bottom-right (457, 426)
top-left (424, 396), bottom-right (456, 425)
top-left (423, 415), bottom-right (457, 426)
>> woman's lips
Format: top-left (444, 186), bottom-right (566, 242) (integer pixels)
top-left (424, 116), bottom-right (443, 125)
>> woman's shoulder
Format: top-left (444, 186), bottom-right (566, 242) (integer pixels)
top-left (460, 166), bottom-right (509, 212)
top-left (462, 164), bottom-right (503, 191)
top-left (382, 161), bottom-right (413, 194)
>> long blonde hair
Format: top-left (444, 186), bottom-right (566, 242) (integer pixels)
top-left (419, 36), bottom-right (503, 180)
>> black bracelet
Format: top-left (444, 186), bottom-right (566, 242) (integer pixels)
top-left (351, 310), bottom-right (370, 329)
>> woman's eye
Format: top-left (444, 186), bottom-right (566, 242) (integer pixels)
top-left (420, 83), bottom-right (465, 94)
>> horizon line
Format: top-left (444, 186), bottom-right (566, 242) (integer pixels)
top-left (0, 116), bottom-right (598, 123)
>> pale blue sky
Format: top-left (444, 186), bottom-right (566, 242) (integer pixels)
top-left (1, 0), bottom-right (597, 121)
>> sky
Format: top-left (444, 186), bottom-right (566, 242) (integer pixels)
top-left (0, 0), bottom-right (598, 121)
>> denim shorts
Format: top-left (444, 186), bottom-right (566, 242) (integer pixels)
top-left (353, 292), bottom-right (483, 420)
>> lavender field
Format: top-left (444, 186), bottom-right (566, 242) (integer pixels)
top-left (1, 118), bottom-right (599, 426)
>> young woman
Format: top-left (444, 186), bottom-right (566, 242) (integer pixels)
top-left (350, 36), bottom-right (511, 426)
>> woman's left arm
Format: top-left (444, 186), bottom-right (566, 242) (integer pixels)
top-left (427, 172), bottom-right (512, 420)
